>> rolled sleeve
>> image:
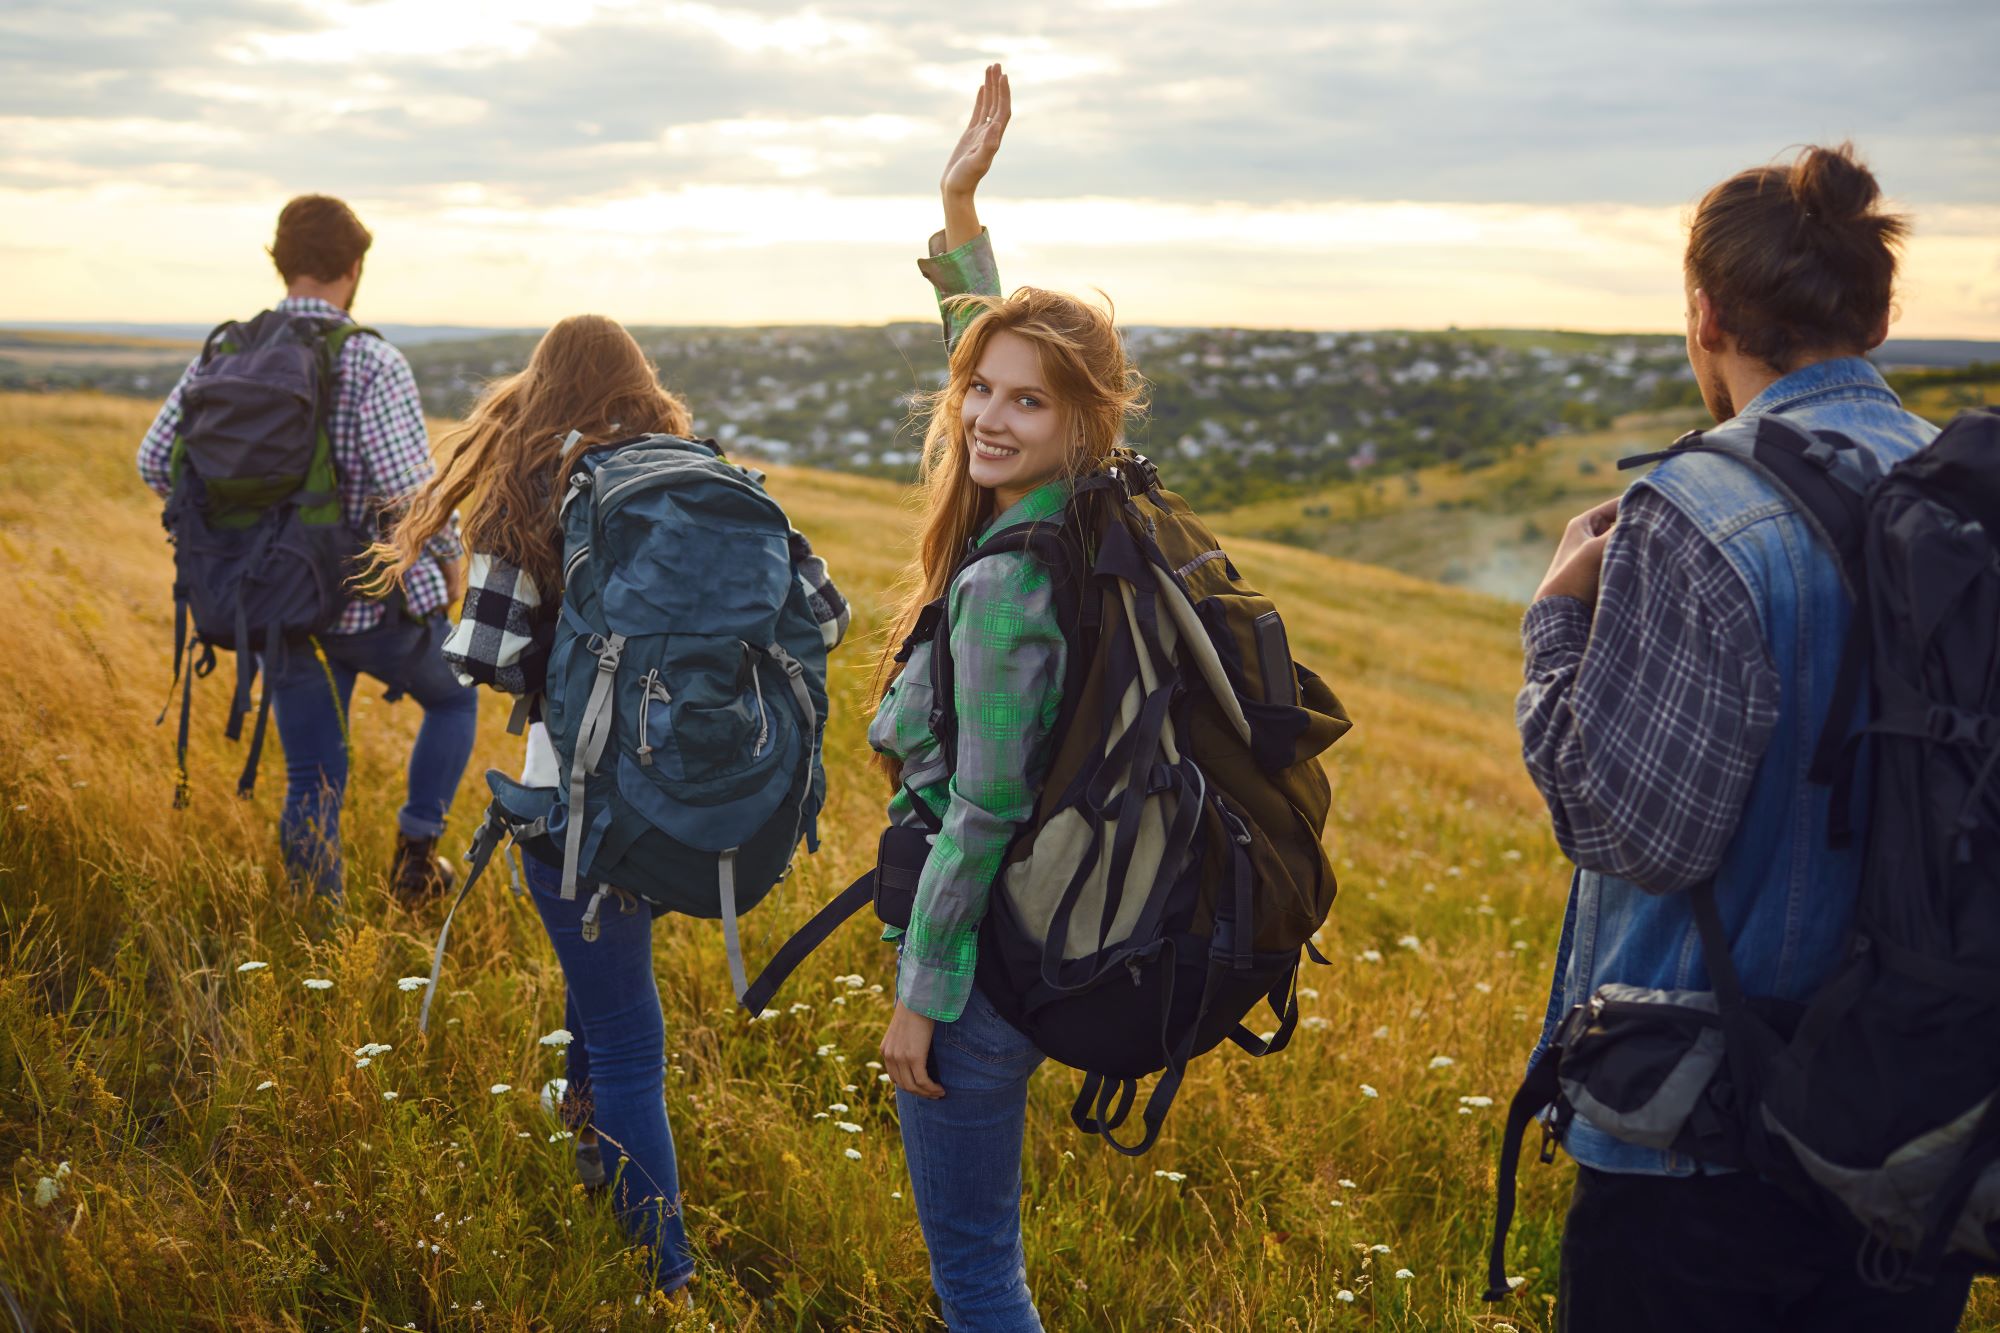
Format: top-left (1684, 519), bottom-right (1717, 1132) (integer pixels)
top-left (897, 551), bottom-right (1065, 1021)
top-left (918, 228), bottom-right (1002, 352)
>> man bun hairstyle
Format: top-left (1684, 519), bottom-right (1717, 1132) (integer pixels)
top-left (1685, 142), bottom-right (1909, 372)
top-left (268, 195), bottom-right (374, 284)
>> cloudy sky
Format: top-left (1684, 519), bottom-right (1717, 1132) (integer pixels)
top-left (4, 0), bottom-right (1996, 334)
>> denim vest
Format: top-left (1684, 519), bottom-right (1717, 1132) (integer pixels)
top-left (1538, 358), bottom-right (1937, 1175)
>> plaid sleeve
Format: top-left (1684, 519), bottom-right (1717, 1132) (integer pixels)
top-left (897, 549), bottom-right (1066, 1022)
top-left (443, 552), bottom-right (546, 693)
top-left (788, 529), bottom-right (851, 650)
top-left (918, 228), bottom-right (1001, 352)
top-left (137, 358), bottom-right (199, 497)
top-left (1516, 485), bottom-right (1781, 892)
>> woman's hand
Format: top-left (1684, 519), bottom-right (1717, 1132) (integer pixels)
top-left (940, 62), bottom-right (1010, 250)
top-left (882, 1001), bottom-right (945, 1099)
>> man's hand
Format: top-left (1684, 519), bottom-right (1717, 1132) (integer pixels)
top-left (1535, 495), bottom-right (1620, 606)
top-left (940, 63), bottom-right (1010, 250)
top-left (882, 1001), bottom-right (945, 1099)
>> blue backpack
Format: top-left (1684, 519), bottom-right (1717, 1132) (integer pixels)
top-left (421, 434), bottom-right (829, 1025)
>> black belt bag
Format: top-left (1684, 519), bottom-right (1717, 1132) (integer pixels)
top-left (871, 822), bottom-right (933, 930)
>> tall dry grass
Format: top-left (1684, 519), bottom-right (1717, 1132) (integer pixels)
top-left (1, 392), bottom-right (1990, 1330)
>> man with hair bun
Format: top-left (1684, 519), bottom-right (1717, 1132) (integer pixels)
top-left (138, 195), bottom-right (478, 909)
top-left (1515, 144), bottom-right (1976, 1328)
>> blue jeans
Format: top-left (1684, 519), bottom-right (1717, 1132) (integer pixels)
top-left (897, 981), bottom-right (1047, 1332)
top-left (524, 853), bottom-right (694, 1292)
top-left (265, 612), bottom-right (478, 900)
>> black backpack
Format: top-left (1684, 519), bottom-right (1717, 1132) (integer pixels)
top-left (158, 309), bottom-right (375, 805)
top-left (744, 454), bottom-right (1351, 1152)
top-left (1485, 408), bottom-right (2000, 1299)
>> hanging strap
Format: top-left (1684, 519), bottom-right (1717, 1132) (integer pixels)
top-left (163, 592), bottom-right (196, 810)
top-left (561, 632), bottom-right (624, 900)
top-left (418, 809), bottom-right (508, 1034)
top-left (506, 692), bottom-right (536, 737)
top-left (1483, 1040), bottom-right (1568, 1301)
top-left (718, 848), bottom-right (748, 1004)
top-left (225, 595), bottom-right (254, 741)
top-left (766, 642), bottom-right (821, 856)
top-left (739, 869), bottom-right (877, 1014)
top-left (237, 615), bottom-right (284, 798)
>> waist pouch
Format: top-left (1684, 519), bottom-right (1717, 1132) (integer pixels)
top-left (1554, 982), bottom-right (1801, 1164)
top-left (872, 823), bottom-right (934, 930)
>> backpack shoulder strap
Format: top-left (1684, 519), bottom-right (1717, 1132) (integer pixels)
top-left (1619, 414), bottom-right (1879, 599)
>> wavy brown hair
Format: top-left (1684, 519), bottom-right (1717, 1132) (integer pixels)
top-left (361, 315), bottom-right (692, 600)
top-left (871, 285), bottom-right (1146, 715)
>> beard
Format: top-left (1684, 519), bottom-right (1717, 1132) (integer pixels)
top-left (1698, 356), bottom-right (1735, 422)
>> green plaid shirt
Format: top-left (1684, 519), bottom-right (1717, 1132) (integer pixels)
top-left (868, 228), bottom-right (1068, 1022)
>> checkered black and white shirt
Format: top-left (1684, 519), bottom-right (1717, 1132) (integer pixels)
top-left (137, 296), bottom-right (462, 633)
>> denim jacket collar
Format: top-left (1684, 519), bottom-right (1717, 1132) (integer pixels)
top-left (1737, 356), bottom-right (1899, 417)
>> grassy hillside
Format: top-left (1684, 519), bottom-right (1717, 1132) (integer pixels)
top-left (1, 393), bottom-right (1991, 1331)
top-left (1212, 410), bottom-right (1707, 602)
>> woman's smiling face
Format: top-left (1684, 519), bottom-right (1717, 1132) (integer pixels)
top-left (962, 328), bottom-right (1068, 508)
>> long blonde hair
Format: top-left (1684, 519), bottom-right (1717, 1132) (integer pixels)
top-left (361, 315), bottom-right (692, 599)
top-left (872, 286), bottom-right (1147, 705)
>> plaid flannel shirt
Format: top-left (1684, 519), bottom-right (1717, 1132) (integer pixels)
top-left (1516, 485), bottom-right (1781, 890)
top-left (443, 514), bottom-right (851, 695)
top-left (864, 227), bottom-right (1072, 1022)
top-left (137, 296), bottom-right (460, 633)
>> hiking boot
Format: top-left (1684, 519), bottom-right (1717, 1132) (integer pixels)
top-left (390, 833), bottom-right (456, 907)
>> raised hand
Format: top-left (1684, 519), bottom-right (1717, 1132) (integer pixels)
top-left (940, 63), bottom-right (1009, 249)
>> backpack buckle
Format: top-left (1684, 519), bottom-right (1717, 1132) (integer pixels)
top-left (1927, 706), bottom-right (1998, 747)
top-left (589, 633), bottom-right (624, 672)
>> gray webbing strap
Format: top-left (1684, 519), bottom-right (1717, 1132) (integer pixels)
top-left (766, 642), bottom-right (820, 858)
top-left (506, 693), bottom-right (534, 737)
top-left (719, 848), bottom-right (748, 1003)
top-left (419, 813), bottom-right (506, 1034)
top-left (562, 632), bottom-right (624, 900)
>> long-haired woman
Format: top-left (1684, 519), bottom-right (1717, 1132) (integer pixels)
top-left (872, 65), bottom-right (1144, 1330)
top-left (367, 314), bottom-right (847, 1296)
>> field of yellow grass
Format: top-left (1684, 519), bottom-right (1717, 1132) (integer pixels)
top-left (2, 392), bottom-right (1992, 1330)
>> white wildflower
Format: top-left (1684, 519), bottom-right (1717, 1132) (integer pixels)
top-left (1460, 1095), bottom-right (1494, 1108)
top-left (256, 1080), bottom-right (275, 1091)
top-left (1358, 949), bottom-right (1383, 963)
top-left (1370, 1244), bottom-right (1391, 1253)
top-left (383, 1091), bottom-right (399, 1101)
top-left (837, 974), bottom-right (865, 989)
top-left (397, 976), bottom-right (428, 992)
top-left (236, 961), bottom-right (269, 974)
top-left (302, 978), bottom-right (333, 991)
top-left (788, 1002), bottom-right (811, 1014)
top-left (1428, 1055), bottom-right (1456, 1070)
top-left (836, 1122), bottom-right (862, 1134)
top-left (1336, 1289), bottom-right (1355, 1303)
top-left (1395, 1268), bottom-right (1414, 1279)
top-left (1372, 1025), bottom-right (1390, 1039)
top-left (489, 1083), bottom-right (512, 1095)
top-left (815, 1043), bottom-right (835, 1057)
top-left (1397, 935), bottom-right (1421, 951)
top-left (865, 1060), bottom-right (883, 1070)
top-left (355, 1042), bottom-right (393, 1058)
top-left (1303, 1016), bottom-right (1330, 1031)
top-left (538, 1029), bottom-right (574, 1048)
top-left (355, 1057), bottom-right (372, 1069)
top-left (1338, 1178), bottom-right (1358, 1189)
top-left (1508, 1276), bottom-right (1526, 1290)
top-left (828, 1103), bottom-right (849, 1114)
top-left (878, 1074), bottom-right (892, 1083)
top-left (757, 1008), bottom-right (779, 1021)
top-left (1153, 1170), bottom-right (1186, 1183)
top-left (1360, 1084), bottom-right (1379, 1098)
top-left (843, 1147), bottom-right (862, 1160)
top-left (813, 1112), bottom-right (830, 1120)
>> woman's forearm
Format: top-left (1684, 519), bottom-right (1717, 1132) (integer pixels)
top-left (943, 190), bottom-right (982, 254)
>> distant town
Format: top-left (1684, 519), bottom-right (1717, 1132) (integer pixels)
top-left (6, 322), bottom-right (1993, 509)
